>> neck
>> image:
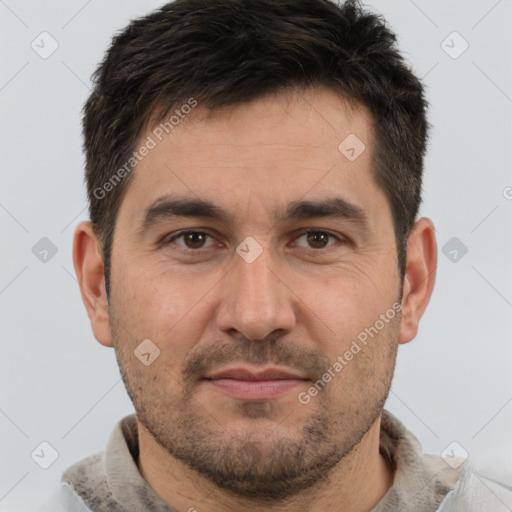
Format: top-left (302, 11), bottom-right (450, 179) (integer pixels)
top-left (137, 414), bottom-right (395, 512)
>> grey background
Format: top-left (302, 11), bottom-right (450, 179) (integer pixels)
top-left (1, 0), bottom-right (511, 509)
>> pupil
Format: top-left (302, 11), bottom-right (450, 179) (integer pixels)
top-left (308, 232), bottom-right (327, 248)
top-left (186, 232), bottom-right (205, 248)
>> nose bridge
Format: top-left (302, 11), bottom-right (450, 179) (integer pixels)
top-left (216, 242), bottom-right (295, 339)
top-left (237, 245), bottom-right (278, 302)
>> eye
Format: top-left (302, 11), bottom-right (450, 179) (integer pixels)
top-left (293, 230), bottom-right (343, 249)
top-left (162, 229), bottom-right (346, 252)
top-left (164, 230), bottom-right (215, 250)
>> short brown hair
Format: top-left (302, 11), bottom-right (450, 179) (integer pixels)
top-left (82, 0), bottom-right (429, 299)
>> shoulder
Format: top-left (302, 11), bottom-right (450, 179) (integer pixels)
top-left (34, 414), bottom-right (138, 511)
top-left (31, 449), bottom-right (112, 512)
top-left (436, 456), bottom-right (512, 511)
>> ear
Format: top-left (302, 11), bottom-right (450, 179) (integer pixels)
top-left (72, 221), bottom-right (113, 347)
top-left (398, 217), bottom-right (437, 345)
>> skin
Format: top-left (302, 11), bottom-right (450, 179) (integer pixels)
top-left (73, 85), bottom-right (437, 512)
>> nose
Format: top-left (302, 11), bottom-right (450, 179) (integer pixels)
top-left (216, 244), bottom-right (296, 341)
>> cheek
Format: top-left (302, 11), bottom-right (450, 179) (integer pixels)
top-left (112, 265), bottom-right (180, 342)
top-left (303, 269), bottom-right (398, 364)
top-left (310, 271), bottom-right (390, 321)
top-left (122, 268), bottom-right (219, 361)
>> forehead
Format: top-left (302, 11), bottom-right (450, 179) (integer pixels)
top-left (117, 86), bottom-right (387, 229)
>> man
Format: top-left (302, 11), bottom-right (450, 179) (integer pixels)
top-left (37, 0), bottom-right (511, 511)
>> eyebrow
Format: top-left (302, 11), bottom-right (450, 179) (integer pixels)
top-left (136, 195), bottom-right (370, 236)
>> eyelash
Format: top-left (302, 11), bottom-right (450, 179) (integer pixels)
top-left (162, 229), bottom-right (347, 252)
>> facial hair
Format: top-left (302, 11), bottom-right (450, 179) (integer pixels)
top-left (110, 302), bottom-right (400, 502)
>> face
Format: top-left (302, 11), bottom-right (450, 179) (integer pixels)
top-left (108, 86), bottom-right (403, 499)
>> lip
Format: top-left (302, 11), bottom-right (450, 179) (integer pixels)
top-left (203, 366), bottom-right (309, 400)
top-left (206, 367), bottom-right (308, 381)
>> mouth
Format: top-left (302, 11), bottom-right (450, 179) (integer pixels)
top-left (202, 366), bottom-right (309, 401)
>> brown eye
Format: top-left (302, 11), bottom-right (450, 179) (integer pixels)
top-left (306, 232), bottom-right (329, 249)
top-left (295, 230), bottom-right (340, 250)
top-left (165, 231), bottom-right (214, 250)
top-left (183, 232), bottom-right (208, 249)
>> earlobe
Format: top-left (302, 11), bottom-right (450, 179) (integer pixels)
top-left (398, 217), bottom-right (437, 345)
top-left (72, 221), bottom-right (113, 347)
